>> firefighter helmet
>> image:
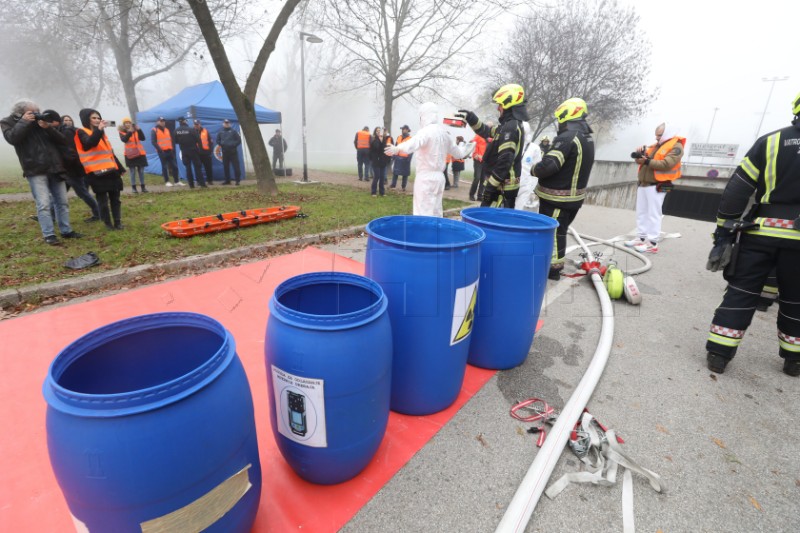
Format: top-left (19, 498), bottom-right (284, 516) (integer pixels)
top-left (493, 84), bottom-right (525, 110)
top-left (554, 98), bottom-right (588, 124)
top-left (793, 91), bottom-right (800, 116)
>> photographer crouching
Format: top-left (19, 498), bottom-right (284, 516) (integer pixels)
top-left (1, 100), bottom-right (83, 245)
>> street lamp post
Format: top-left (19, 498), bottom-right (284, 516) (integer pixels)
top-left (754, 76), bottom-right (789, 141)
top-left (298, 31), bottom-right (323, 184)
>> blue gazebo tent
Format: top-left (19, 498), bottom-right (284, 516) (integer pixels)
top-left (136, 81), bottom-right (282, 181)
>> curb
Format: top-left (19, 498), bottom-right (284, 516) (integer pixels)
top-left (1, 207), bottom-right (462, 309)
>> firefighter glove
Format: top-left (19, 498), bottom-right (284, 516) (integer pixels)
top-left (456, 109), bottom-right (479, 127)
top-left (706, 227), bottom-right (734, 272)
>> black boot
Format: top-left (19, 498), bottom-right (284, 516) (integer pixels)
top-left (132, 184), bottom-right (138, 193)
top-left (707, 352), bottom-right (730, 374)
top-left (783, 359), bottom-right (800, 377)
top-left (111, 200), bottom-right (123, 230)
top-left (141, 184), bottom-right (148, 193)
top-left (99, 203), bottom-right (113, 229)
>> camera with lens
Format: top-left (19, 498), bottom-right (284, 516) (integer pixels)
top-left (33, 110), bottom-right (59, 123)
top-left (630, 149), bottom-right (645, 159)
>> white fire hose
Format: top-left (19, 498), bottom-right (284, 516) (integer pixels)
top-left (495, 227), bottom-right (653, 533)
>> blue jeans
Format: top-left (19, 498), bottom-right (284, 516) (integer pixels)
top-left (28, 174), bottom-right (72, 237)
top-left (371, 166), bottom-right (386, 195)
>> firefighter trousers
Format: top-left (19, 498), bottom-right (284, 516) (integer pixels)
top-left (538, 201), bottom-right (579, 270)
top-left (707, 236), bottom-right (800, 363)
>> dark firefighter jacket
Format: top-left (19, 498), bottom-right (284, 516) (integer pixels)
top-left (533, 119), bottom-right (595, 210)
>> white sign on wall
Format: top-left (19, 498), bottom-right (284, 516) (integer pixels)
top-left (690, 143), bottom-right (739, 158)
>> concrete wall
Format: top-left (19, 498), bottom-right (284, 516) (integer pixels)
top-left (585, 160), bottom-right (734, 210)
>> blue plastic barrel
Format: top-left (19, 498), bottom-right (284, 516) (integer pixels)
top-left (365, 215), bottom-right (485, 415)
top-left (42, 312), bottom-right (261, 532)
top-left (265, 272), bottom-right (392, 485)
top-left (460, 207), bottom-right (558, 369)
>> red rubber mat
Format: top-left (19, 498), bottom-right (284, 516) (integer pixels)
top-left (0, 246), bottom-right (500, 532)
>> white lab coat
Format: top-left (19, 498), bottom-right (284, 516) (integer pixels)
top-left (389, 102), bottom-right (473, 217)
top-left (515, 142), bottom-right (542, 211)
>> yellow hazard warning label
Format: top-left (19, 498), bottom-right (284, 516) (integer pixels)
top-left (451, 280), bottom-right (478, 345)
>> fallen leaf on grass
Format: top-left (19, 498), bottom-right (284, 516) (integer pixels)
top-left (476, 433), bottom-right (488, 447)
top-left (712, 437), bottom-right (726, 449)
top-left (656, 424), bottom-right (670, 435)
top-left (748, 495), bottom-right (762, 512)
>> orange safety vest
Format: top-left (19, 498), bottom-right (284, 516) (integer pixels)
top-left (153, 127), bottom-right (173, 151)
top-left (356, 130), bottom-right (370, 149)
top-left (396, 134), bottom-right (411, 157)
top-left (122, 131), bottom-right (146, 159)
top-left (473, 135), bottom-right (488, 162)
top-left (198, 128), bottom-right (211, 151)
top-left (644, 137), bottom-right (686, 182)
top-left (75, 128), bottom-right (119, 174)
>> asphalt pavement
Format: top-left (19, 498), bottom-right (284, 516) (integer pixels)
top-left (321, 204), bottom-right (799, 533)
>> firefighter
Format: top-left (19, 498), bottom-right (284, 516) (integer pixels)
top-left (705, 91), bottom-right (800, 377)
top-left (457, 83), bottom-right (529, 208)
top-left (533, 98), bottom-right (596, 280)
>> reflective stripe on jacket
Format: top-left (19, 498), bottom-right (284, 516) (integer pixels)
top-left (76, 127), bottom-right (118, 174)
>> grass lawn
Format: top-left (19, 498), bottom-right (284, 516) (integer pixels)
top-left (1, 182), bottom-right (467, 290)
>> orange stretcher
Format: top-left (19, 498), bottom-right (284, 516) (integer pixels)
top-left (161, 205), bottom-right (302, 238)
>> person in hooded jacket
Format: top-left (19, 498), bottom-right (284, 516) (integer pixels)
top-left (458, 84), bottom-right (529, 208)
top-left (76, 108), bottom-right (126, 230)
top-left (58, 114), bottom-right (101, 221)
top-left (385, 102), bottom-right (474, 217)
top-left (533, 97), bottom-right (596, 280)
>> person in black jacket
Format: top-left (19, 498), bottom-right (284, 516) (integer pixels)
top-left (174, 118), bottom-right (206, 188)
top-left (369, 127), bottom-right (392, 197)
top-left (534, 97), bottom-right (596, 280)
top-left (268, 129), bottom-right (288, 170)
top-left (216, 119), bottom-right (242, 185)
top-left (76, 108), bottom-right (126, 230)
top-left (703, 92), bottom-right (800, 377)
top-left (458, 84), bottom-right (529, 208)
top-left (1, 100), bottom-right (83, 245)
top-left (194, 119), bottom-right (215, 184)
top-left (56, 114), bottom-right (101, 221)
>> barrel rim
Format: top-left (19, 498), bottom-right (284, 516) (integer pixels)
top-left (365, 215), bottom-right (486, 250)
top-left (43, 312), bottom-right (234, 417)
top-left (460, 207), bottom-right (560, 231)
top-left (270, 271), bottom-right (388, 330)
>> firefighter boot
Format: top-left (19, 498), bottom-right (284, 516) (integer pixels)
top-left (783, 359), bottom-right (800, 377)
top-left (707, 352), bottom-right (730, 374)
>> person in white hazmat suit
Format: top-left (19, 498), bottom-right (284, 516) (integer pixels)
top-left (385, 102), bottom-right (474, 217)
top-left (515, 121), bottom-right (542, 211)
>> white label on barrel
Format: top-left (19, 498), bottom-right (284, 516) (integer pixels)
top-left (451, 280), bottom-right (478, 346)
top-left (271, 365), bottom-right (328, 447)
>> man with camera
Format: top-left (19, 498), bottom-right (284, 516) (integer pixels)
top-left (1, 100), bottom-right (83, 245)
top-left (624, 122), bottom-right (685, 254)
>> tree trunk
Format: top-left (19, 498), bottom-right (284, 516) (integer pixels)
top-left (383, 79), bottom-right (394, 134)
top-left (188, 0), bottom-right (277, 196)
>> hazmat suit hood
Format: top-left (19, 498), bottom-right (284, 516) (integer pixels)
top-left (419, 102), bottom-right (440, 128)
top-left (79, 108), bottom-right (100, 129)
top-left (658, 122), bottom-right (680, 144)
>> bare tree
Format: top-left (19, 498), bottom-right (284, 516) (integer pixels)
top-left (187, 0), bottom-right (302, 196)
top-left (492, 0), bottom-right (656, 140)
top-left (0, 3), bottom-right (106, 108)
top-left (313, 0), bottom-right (503, 132)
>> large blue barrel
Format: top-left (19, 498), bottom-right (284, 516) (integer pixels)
top-left (42, 312), bottom-right (261, 532)
top-left (461, 207), bottom-right (558, 369)
top-left (365, 215), bottom-right (485, 415)
top-left (265, 272), bottom-right (392, 485)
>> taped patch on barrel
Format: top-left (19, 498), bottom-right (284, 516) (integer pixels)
top-left (140, 464), bottom-right (252, 532)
